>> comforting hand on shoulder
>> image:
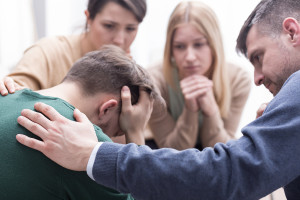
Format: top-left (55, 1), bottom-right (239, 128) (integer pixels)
top-left (16, 102), bottom-right (98, 171)
top-left (0, 77), bottom-right (24, 95)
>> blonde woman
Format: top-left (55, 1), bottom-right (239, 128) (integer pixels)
top-left (147, 1), bottom-right (251, 150)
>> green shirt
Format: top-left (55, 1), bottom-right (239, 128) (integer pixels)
top-left (0, 89), bottom-right (133, 200)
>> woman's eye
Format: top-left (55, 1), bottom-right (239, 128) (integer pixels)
top-left (126, 27), bottom-right (136, 32)
top-left (194, 42), bottom-right (207, 48)
top-left (104, 24), bottom-right (114, 29)
top-left (174, 44), bottom-right (185, 50)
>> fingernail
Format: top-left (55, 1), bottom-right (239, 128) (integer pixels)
top-left (122, 86), bottom-right (129, 92)
top-left (35, 102), bottom-right (42, 107)
top-left (9, 89), bottom-right (15, 93)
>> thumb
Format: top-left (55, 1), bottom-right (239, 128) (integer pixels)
top-left (73, 108), bottom-right (89, 123)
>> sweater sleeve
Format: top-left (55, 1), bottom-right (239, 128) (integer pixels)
top-left (92, 71), bottom-right (300, 200)
top-left (200, 63), bottom-right (252, 147)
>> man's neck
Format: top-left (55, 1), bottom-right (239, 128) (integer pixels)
top-left (36, 83), bottom-right (97, 119)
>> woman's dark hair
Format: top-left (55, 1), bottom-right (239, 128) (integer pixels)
top-left (85, 0), bottom-right (147, 30)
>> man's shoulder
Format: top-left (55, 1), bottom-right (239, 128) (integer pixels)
top-left (7, 89), bottom-right (112, 143)
top-left (265, 70), bottom-right (300, 113)
top-left (286, 70), bottom-right (300, 83)
top-left (93, 125), bottom-right (112, 142)
top-left (6, 89), bottom-right (76, 122)
top-left (279, 70), bottom-right (300, 94)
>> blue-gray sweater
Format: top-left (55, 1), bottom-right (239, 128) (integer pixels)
top-left (92, 71), bottom-right (300, 200)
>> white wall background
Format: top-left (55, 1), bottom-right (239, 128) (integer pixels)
top-left (0, 0), bottom-right (273, 136)
top-left (0, 0), bottom-right (36, 75)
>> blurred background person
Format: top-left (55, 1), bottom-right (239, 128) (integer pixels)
top-left (0, 0), bottom-right (146, 92)
top-left (145, 1), bottom-right (251, 150)
top-left (0, 0), bottom-right (146, 144)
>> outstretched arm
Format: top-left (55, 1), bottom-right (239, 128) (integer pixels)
top-left (16, 85), bottom-right (153, 169)
top-left (91, 72), bottom-right (300, 200)
top-left (15, 72), bottom-right (300, 199)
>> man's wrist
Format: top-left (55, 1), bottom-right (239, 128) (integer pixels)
top-left (125, 131), bottom-right (145, 145)
top-left (87, 142), bottom-right (103, 180)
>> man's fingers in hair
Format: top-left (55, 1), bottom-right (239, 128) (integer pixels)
top-left (121, 86), bottom-right (132, 110)
top-left (138, 87), bottom-right (154, 108)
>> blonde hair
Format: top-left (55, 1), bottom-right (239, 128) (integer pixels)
top-left (163, 1), bottom-right (231, 118)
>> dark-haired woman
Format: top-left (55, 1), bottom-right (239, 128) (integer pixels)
top-left (2, 0), bottom-right (146, 91)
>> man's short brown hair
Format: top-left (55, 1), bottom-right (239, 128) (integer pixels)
top-left (236, 0), bottom-right (300, 57)
top-left (63, 45), bottom-right (163, 108)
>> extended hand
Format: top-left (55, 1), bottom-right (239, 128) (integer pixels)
top-left (16, 102), bottom-right (98, 171)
